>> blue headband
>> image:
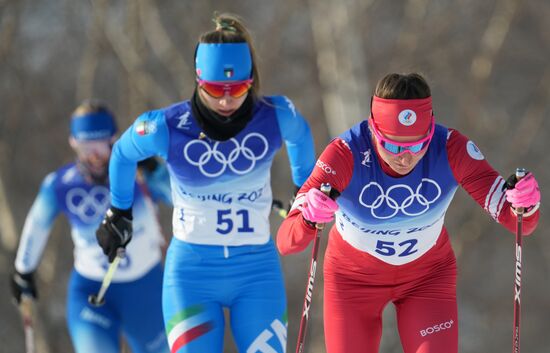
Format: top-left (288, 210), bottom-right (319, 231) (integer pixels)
top-left (70, 112), bottom-right (117, 141)
top-left (195, 43), bottom-right (252, 81)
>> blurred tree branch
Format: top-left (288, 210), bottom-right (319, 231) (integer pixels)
top-left (137, 0), bottom-right (192, 98)
top-left (460, 0), bottom-right (520, 133)
top-left (0, 1), bottom-right (19, 63)
top-left (307, 0), bottom-right (372, 136)
top-left (91, 0), bottom-right (173, 107)
top-left (77, 0), bottom-right (106, 101)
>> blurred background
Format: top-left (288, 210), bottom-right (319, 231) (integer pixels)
top-left (0, 0), bottom-right (548, 352)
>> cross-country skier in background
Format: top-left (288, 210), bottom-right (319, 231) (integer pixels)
top-left (10, 100), bottom-right (172, 353)
top-left (95, 13), bottom-right (316, 353)
top-left (277, 73), bottom-right (541, 353)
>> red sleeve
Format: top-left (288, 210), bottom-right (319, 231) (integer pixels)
top-left (447, 129), bottom-right (539, 235)
top-left (276, 138), bottom-right (354, 255)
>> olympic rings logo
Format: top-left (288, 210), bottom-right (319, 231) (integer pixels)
top-left (358, 178), bottom-right (441, 219)
top-left (183, 132), bottom-right (269, 178)
top-left (66, 186), bottom-right (110, 223)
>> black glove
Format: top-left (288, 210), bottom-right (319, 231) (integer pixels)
top-left (503, 173), bottom-right (520, 190)
top-left (96, 206), bottom-right (133, 262)
top-left (10, 271), bottom-right (37, 304)
top-left (137, 157), bottom-right (160, 173)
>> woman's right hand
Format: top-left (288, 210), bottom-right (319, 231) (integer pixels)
top-left (301, 188), bottom-right (339, 224)
top-left (10, 271), bottom-right (37, 304)
top-left (96, 206), bottom-right (133, 262)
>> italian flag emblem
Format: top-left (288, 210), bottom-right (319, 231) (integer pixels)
top-left (224, 67), bottom-right (234, 78)
top-left (135, 121), bottom-right (157, 136)
top-left (166, 304), bottom-right (213, 353)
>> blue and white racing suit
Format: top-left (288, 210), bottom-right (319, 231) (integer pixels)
top-left (109, 96), bottom-right (315, 353)
top-left (14, 163), bottom-right (171, 353)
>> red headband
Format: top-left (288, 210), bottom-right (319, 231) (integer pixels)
top-left (371, 96), bottom-right (433, 136)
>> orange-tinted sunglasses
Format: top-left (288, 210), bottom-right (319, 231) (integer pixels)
top-left (197, 78), bottom-right (253, 98)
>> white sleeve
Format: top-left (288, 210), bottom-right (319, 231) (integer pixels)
top-left (15, 173), bottom-right (60, 274)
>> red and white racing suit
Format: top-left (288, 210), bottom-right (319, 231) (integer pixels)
top-left (277, 122), bottom-right (539, 353)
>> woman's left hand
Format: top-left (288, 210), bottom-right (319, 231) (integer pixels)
top-left (505, 172), bottom-right (541, 209)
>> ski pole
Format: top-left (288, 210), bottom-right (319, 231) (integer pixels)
top-left (19, 294), bottom-right (35, 353)
top-left (295, 183), bottom-right (331, 353)
top-left (512, 167), bottom-right (526, 353)
top-left (88, 248), bottom-right (125, 307)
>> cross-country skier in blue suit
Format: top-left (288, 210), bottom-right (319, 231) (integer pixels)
top-left (11, 100), bottom-right (171, 353)
top-left (96, 13), bottom-right (316, 353)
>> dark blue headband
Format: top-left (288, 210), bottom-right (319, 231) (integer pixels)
top-left (70, 111), bottom-right (117, 140)
top-left (195, 43), bottom-right (252, 81)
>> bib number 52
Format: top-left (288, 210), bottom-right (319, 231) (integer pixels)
top-left (375, 239), bottom-right (418, 257)
top-left (216, 209), bottom-right (254, 235)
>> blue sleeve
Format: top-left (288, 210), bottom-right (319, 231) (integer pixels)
top-left (15, 173), bottom-right (60, 273)
top-left (110, 111), bottom-right (170, 209)
top-left (142, 161), bottom-right (173, 206)
top-left (272, 96), bottom-right (316, 187)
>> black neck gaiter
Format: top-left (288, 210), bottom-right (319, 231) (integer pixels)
top-left (191, 89), bottom-right (255, 141)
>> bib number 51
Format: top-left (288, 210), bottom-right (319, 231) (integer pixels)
top-left (216, 209), bottom-right (254, 235)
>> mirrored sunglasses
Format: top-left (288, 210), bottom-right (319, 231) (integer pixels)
top-left (370, 117), bottom-right (435, 156)
top-left (197, 78), bottom-right (253, 99)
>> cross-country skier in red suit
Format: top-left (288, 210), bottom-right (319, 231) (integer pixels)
top-left (276, 73), bottom-right (541, 353)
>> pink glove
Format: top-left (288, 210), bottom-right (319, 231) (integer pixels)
top-left (505, 173), bottom-right (540, 208)
top-left (301, 188), bottom-right (339, 224)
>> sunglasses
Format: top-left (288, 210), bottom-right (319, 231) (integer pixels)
top-left (369, 117), bottom-right (435, 156)
top-left (73, 140), bottom-right (112, 158)
top-left (197, 78), bottom-right (253, 99)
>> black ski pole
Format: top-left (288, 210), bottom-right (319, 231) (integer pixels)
top-left (512, 167), bottom-right (526, 353)
top-left (295, 183), bottom-right (331, 353)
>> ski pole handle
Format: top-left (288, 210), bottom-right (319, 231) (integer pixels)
top-left (514, 168), bottom-right (527, 215)
top-left (515, 167), bottom-right (527, 179)
top-left (315, 183), bottom-right (332, 230)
